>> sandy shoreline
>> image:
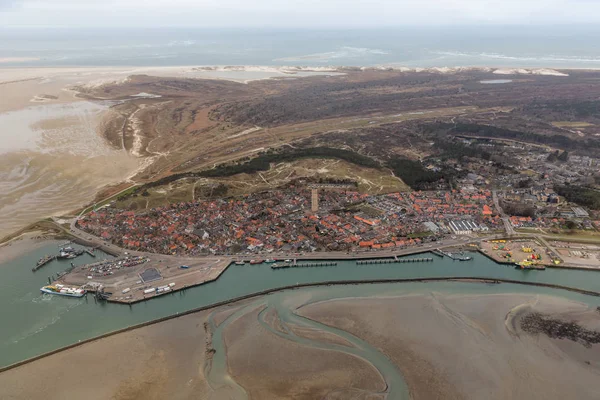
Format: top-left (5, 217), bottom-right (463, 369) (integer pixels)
top-left (0, 232), bottom-right (58, 264)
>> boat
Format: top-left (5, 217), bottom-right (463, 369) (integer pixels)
top-left (265, 259), bottom-right (276, 263)
top-left (249, 259), bottom-right (264, 265)
top-left (515, 261), bottom-right (546, 270)
top-left (57, 251), bottom-right (72, 259)
top-left (40, 284), bottom-right (86, 298)
top-left (235, 261), bottom-right (245, 265)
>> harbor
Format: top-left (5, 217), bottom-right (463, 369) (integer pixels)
top-left (31, 243), bottom-right (98, 272)
top-left (432, 249), bottom-right (473, 261)
top-left (3, 239), bottom-right (600, 369)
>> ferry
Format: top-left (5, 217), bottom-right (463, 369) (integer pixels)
top-left (40, 284), bottom-right (87, 298)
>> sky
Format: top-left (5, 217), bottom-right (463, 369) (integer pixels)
top-left (1, 0), bottom-right (600, 28)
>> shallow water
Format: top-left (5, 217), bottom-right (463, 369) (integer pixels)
top-left (480, 79), bottom-right (513, 84)
top-left (2, 244), bottom-right (600, 368)
top-left (0, 102), bottom-right (140, 237)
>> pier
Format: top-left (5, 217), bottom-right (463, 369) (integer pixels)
top-left (32, 255), bottom-right (56, 272)
top-left (356, 257), bottom-right (433, 265)
top-left (433, 249), bottom-right (473, 261)
top-left (272, 261), bottom-right (337, 269)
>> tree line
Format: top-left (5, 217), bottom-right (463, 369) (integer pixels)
top-left (554, 185), bottom-right (600, 210)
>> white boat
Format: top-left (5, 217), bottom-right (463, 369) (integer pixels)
top-left (40, 284), bottom-right (86, 298)
top-left (235, 261), bottom-right (245, 265)
top-left (265, 259), bottom-right (276, 263)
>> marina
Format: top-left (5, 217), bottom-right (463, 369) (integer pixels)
top-left (433, 249), bottom-right (473, 261)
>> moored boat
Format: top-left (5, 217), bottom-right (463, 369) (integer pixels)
top-left (235, 261), bottom-right (245, 265)
top-left (249, 259), bottom-right (264, 265)
top-left (515, 261), bottom-right (546, 270)
top-left (265, 259), bottom-right (276, 263)
top-left (40, 284), bottom-right (86, 298)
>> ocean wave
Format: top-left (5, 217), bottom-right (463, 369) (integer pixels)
top-left (275, 47), bottom-right (389, 63)
top-left (431, 50), bottom-right (600, 63)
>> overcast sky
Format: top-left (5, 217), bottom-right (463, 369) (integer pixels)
top-left (1, 0), bottom-right (599, 28)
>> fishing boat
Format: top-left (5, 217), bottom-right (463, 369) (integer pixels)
top-left (40, 284), bottom-right (86, 298)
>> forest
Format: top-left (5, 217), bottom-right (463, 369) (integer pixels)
top-left (199, 147), bottom-right (381, 177)
top-left (555, 185), bottom-right (600, 210)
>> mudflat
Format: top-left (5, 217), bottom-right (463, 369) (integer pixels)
top-left (2, 287), bottom-right (599, 400)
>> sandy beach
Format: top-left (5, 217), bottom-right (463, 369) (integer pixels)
top-left (1, 286), bottom-right (599, 400)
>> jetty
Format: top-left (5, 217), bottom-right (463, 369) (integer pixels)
top-left (84, 248), bottom-right (96, 257)
top-left (32, 255), bottom-right (56, 272)
top-left (357, 257), bottom-right (433, 265)
top-left (434, 249), bottom-right (473, 261)
top-left (272, 261), bottom-right (337, 269)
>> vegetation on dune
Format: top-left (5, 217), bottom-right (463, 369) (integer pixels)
top-left (433, 139), bottom-right (491, 160)
top-left (213, 74), bottom-right (462, 126)
top-left (124, 147), bottom-right (381, 199)
top-left (555, 185), bottom-right (600, 210)
top-left (522, 100), bottom-right (600, 119)
top-left (423, 122), bottom-right (600, 151)
top-left (199, 147), bottom-right (381, 177)
top-left (385, 158), bottom-right (461, 190)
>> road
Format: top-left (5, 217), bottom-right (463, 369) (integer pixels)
top-left (493, 189), bottom-right (515, 236)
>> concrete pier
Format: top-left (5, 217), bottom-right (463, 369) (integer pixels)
top-left (356, 257), bottom-right (433, 265)
top-left (272, 262), bottom-right (337, 269)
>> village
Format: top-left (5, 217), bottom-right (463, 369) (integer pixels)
top-left (77, 185), bottom-right (517, 256)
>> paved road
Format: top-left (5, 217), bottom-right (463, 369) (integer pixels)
top-left (62, 216), bottom-right (477, 265)
top-left (493, 190), bottom-right (515, 236)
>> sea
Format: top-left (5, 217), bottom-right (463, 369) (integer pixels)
top-left (1, 26), bottom-right (600, 68)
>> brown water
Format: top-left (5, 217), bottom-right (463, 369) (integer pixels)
top-left (0, 101), bottom-right (140, 237)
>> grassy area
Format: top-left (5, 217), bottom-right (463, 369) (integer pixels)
top-left (551, 121), bottom-right (594, 128)
top-left (80, 184), bottom-right (140, 215)
top-left (113, 158), bottom-right (410, 211)
top-left (540, 232), bottom-right (600, 244)
top-left (407, 231), bottom-right (433, 239)
top-left (0, 220), bottom-right (69, 246)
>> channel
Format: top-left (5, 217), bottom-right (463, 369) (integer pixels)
top-left (2, 241), bottom-right (600, 368)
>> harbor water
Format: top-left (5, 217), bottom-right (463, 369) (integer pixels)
top-left (2, 242), bottom-right (600, 368)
